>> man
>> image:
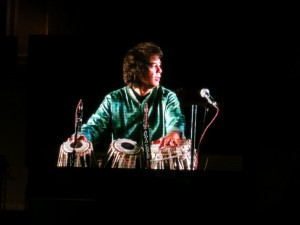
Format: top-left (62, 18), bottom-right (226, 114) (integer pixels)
top-left (69, 42), bottom-right (187, 168)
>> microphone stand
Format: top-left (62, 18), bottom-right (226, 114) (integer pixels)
top-left (190, 104), bottom-right (197, 170)
top-left (197, 88), bottom-right (220, 170)
top-left (197, 106), bottom-right (209, 170)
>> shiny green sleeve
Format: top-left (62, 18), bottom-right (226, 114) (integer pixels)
top-left (164, 91), bottom-right (186, 138)
top-left (79, 95), bottom-right (112, 143)
top-left (148, 87), bottom-right (186, 142)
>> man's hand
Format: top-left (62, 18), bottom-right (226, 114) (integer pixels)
top-left (153, 131), bottom-right (181, 150)
top-left (68, 134), bottom-right (88, 142)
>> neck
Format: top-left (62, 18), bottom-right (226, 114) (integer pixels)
top-left (132, 86), bottom-right (153, 96)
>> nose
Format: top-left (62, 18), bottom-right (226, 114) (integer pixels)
top-left (156, 65), bottom-right (162, 73)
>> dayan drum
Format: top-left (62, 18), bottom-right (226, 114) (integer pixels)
top-left (57, 139), bottom-right (97, 167)
top-left (150, 139), bottom-right (198, 170)
top-left (103, 138), bottom-right (143, 169)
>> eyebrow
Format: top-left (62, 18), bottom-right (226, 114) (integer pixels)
top-left (149, 62), bottom-right (161, 66)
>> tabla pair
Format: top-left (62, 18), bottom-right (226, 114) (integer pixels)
top-left (57, 138), bottom-right (198, 170)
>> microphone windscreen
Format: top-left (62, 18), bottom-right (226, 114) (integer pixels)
top-left (200, 88), bottom-right (210, 97)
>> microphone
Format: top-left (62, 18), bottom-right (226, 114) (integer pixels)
top-left (75, 99), bottom-right (83, 134)
top-left (69, 99), bottom-right (83, 167)
top-left (200, 88), bottom-right (218, 108)
top-left (76, 99), bottom-right (83, 119)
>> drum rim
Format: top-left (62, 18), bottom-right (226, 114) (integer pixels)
top-left (113, 138), bottom-right (141, 154)
top-left (62, 140), bottom-right (90, 153)
top-left (151, 139), bottom-right (191, 153)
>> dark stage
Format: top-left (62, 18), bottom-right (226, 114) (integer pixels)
top-left (26, 168), bottom-right (245, 224)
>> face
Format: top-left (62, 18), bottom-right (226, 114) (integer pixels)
top-left (140, 55), bottom-right (162, 89)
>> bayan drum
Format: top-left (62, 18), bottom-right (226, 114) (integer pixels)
top-left (150, 139), bottom-right (197, 170)
top-left (57, 139), bottom-right (97, 167)
top-left (103, 138), bottom-right (143, 169)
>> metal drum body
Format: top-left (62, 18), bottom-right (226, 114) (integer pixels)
top-left (104, 139), bottom-right (143, 169)
top-left (150, 139), bottom-right (197, 170)
top-left (57, 139), bottom-right (97, 167)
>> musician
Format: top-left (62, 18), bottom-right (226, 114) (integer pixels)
top-left (71, 42), bottom-right (186, 151)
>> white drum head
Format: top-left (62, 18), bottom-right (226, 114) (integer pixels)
top-left (113, 138), bottom-right (141, 154)
top-left (62, 140), bottom-right (90, 153)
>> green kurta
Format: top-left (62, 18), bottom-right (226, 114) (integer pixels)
top-left (80, 86), bottom-right (186, 147)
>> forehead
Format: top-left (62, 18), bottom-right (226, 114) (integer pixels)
top-left (149, 55), bottom-right (161, 63)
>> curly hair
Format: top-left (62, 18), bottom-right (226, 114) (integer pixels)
top-left (123, 42), bottom-right (163, 86)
